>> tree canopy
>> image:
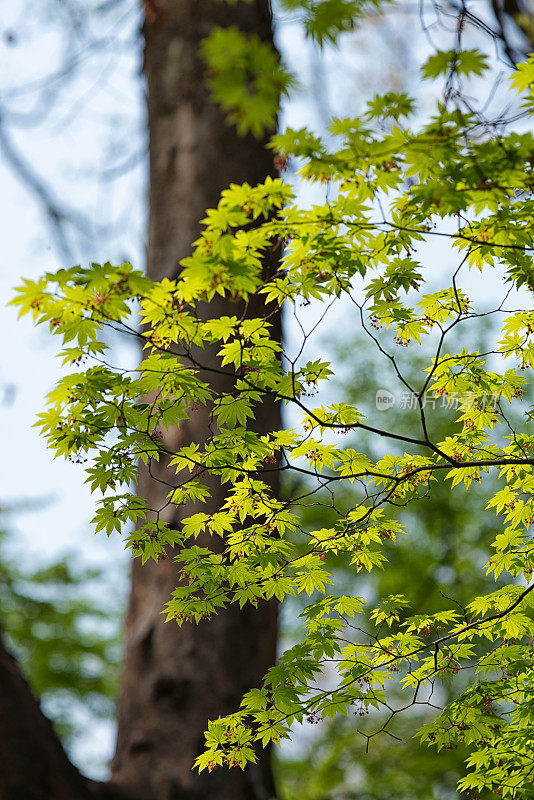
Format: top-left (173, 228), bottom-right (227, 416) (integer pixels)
top-left (11, 2), bottom-right (534, 797)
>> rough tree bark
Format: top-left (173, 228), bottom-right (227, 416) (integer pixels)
top-left (0, 2), bottom-right (280, 800)
top-left (110, 2), bottom-right (280, 800)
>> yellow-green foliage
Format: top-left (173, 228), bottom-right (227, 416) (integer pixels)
top-left (12, 43), bottom-right (534, 799)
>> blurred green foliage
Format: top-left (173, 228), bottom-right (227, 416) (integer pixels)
top-left (0, 507), bottom-right (121, 746)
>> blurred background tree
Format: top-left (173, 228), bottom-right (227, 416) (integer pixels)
top-left (0, 505), bottom-right (120, 749)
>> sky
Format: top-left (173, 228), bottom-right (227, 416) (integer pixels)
top-left (0, 0), bottom-right (145, 770)
top-left (1, 1), bottom-right (144, 552)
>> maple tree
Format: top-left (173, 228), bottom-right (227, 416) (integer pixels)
top-left (11, 3), bottom-right (534, 797)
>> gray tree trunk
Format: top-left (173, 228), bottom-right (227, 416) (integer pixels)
top-left (111, 3), bottom-right (280, 799)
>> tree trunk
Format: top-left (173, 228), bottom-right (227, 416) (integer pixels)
top-left (0, 631), bottom-right (130, 800)
top-left (111, 3), bottom-right (280, 800)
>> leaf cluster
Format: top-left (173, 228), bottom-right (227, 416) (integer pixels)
top-left (11, 42), bottom-right (534, 799)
